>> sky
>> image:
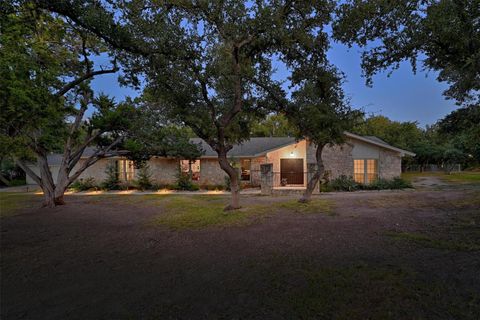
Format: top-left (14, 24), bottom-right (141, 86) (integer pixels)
top-left (90, 42), bottom-right (459, 128)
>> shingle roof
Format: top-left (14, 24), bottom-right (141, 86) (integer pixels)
top-left (190, 137), bottom-right (296, 157)
top-left (42, 133), bottom-right (414, 165)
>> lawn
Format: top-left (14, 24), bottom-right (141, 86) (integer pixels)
top-left (0, 192), bottom-right (42, 218)
top-left (402, 171), bottom-right (480, 184)
top-left (1, 188), bottom-right (479, 319)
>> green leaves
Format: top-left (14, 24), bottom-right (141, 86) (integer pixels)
top-left (333, 0), bottom-right (480, 105)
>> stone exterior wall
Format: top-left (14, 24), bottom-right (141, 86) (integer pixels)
top-left (149, 157), bottom-right (178, 184)
top-left (321, 142), bottom-right (355, 180)
top-left (75, 158), bottom-right (111, 183)
top-left (198, 158), bottom-right (228, 185)
top-left (306, 138), bottom-right (401, 181)
top-left (379, 149), bottom-right (402, 179)
top-left (26, 138), bottom-right (404, 187)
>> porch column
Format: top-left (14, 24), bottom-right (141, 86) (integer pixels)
top-left (307, 163), bottom-right (321, 194)
top-left (260, 163), bottom-right (273, 195)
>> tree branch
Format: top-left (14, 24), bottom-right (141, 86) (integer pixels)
top-left (68, 137), bottom-right (123, 184)
top-left (16, 159), bottom-right (42, 186)
top-left (55, 66), bottom-right (118, 98)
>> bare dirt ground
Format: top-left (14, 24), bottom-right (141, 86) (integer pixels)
top-left (1, 185), bottom-right (479, 319)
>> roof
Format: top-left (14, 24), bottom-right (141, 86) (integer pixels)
top-left (40, 133), bottom-right (415, 166)
top-left (190, 137), bottom-right (297, 157)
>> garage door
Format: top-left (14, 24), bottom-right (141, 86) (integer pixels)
top-left (280, 159), bottom-right (304, 185)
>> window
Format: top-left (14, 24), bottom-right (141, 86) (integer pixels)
top-left (180, 160), bottom-right (201, 181)
top-left (353, 159), bottom-right (378, 184)
top-left (240, 159), bottom-right (251, 181)
top-left (118, 159), bottom-right (135, 181)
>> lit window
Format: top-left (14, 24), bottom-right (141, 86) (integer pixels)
top-left (353, 159), bottom-right (378, 184)
top-left (180, 160), bottom-right (201, 180)
top-left (241, 159), bottom-right (251, 181)
top-left (118, 159), bottom-right (135, 181)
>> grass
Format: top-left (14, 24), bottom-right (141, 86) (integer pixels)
top-left (386, 231), bottom-right (480, 252)
top-left (0, 192), bottom-right (41, 218)
top-left (277, 199), bottom-right (334, 215)
top-left (150, 196), bottom-right (334, 230)
top-left (259, 258), bottom-right (480, 319)
top-left (402, 171), bottom-right (480, 184)
top-left (441, 171), bottom-right (480, 183)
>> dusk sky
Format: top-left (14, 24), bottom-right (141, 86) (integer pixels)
top-left (91, 42), bottom-right (459, 128)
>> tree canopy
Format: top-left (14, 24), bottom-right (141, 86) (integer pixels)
top-left (333, 0), bottom-right (480, 105)
top-left (0, 2), bottom-right (200, 207)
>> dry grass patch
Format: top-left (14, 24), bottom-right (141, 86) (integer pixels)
top-left (0, 192), bottom-right (42, 218)
top-left (150, 196), bottom-right (335, 230)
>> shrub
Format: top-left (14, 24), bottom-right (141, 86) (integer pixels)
top-left (101, 162), bottom-right (121, 190)
top-left (200, 184), bottom-right (225, 191)
top-left (174, 172), bottom-right (200, 191)
top-left (70, 177), bottom-right (97, 191)
top-left (135, 165), bottom-right (153, 191)
top-left (324, 176), bottom-right (412, 192)
top-left (8, 178), bottom-right (26, 187)
top-left (328, 175), bottom-right (359, 191)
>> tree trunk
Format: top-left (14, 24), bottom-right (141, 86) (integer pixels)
top-left (299, 143), bottom-right (326, 203)
top-left (217, 150), bottom-right (240, 211)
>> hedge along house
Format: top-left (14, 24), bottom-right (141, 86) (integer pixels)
top-left (25, 132), bottom-right (415, 189)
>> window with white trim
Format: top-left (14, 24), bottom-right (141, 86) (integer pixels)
top-left (353, 159), bottom-right (378, 184)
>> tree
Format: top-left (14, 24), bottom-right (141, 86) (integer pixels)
top-left (121, 1), bottom-right (336, 210)
top-left (436, 104), bottom-right (480, 166)
top-left (0, 3), bottom-right (198, 207)
top-left (333, 0), bottom-right (480, 106)
top-left (353, 115), bottom-right (425, 151)
top-left (250, 114), bottom-right (296, 137)
top-left (288, 69), bottom-right (362, 202)
top-left (0, 4), bottom-right (132, 207)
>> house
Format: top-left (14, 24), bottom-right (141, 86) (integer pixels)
top-left (25, 132), bottom-right (415, 188)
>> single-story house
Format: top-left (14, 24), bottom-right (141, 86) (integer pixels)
top-left (25, 132), bottom-right (415, 187)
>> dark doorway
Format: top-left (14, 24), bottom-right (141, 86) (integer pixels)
top-left (280, 159), bottom-right (304, 185)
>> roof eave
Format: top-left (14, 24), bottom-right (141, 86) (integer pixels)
top-left (344, 132), bottom-right (416, 157)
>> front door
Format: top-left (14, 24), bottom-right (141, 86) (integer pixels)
top-left (280, 159), bottom-right (304, 185)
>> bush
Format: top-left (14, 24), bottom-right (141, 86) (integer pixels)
top-left (8, 178), bottom-right (26, 187)
top-left (324, 176), bottom-right (412, 192)
top-left (328, 175), bottom-right (359, 191)
top-left (174, 172), bottom-right (200, 191)
top-left (200, 184), bottom-right (225, 191)
top-left (70, 177), bottom-right (97, 191)
top-left (135, 165), bottom-right (153, 191)
top-left (362, 177), bottom-right (412, 190)
top-left (101, 162), bottom-right (121, 190)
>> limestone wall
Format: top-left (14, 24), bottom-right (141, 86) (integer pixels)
top-left (306, 138), bottom-right (402, 181)
top-left (198, 158), bottom-right (227, 185)
top-left (379, 149), bottom-right (402, 179)
top-left (149, 157), bottom-right (178, 184)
